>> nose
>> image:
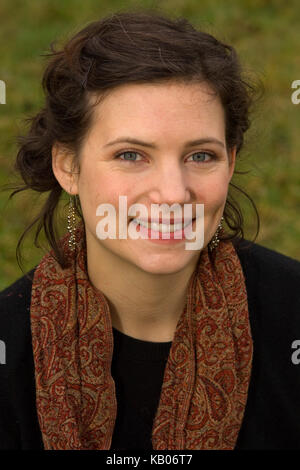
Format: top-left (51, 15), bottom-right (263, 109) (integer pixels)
top-left (149, 161), bottom-right (191, 206)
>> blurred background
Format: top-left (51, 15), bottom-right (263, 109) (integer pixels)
top-left (0, 0), bottom-right (299, 290)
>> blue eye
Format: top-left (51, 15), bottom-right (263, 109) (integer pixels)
top-left (189, 152), bottom-right (215, 162)
top-left (116, 151), bottom-right (142, 162)
top-left (114, 150), bottom-right (216, 164)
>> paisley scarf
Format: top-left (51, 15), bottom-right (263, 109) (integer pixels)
top-left (30, 220), bottom-right (253, 450)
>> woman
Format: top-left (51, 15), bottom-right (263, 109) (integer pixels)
top-left (0, 10), bottom-right (300, 451)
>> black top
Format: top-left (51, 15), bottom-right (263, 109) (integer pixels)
top-left (110, 328), bottom-right (172, 450)
top-left (1, 240), bottom-right (300, 450)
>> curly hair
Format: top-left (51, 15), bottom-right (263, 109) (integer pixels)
top-left (5, 8), bottom-right (261, 270)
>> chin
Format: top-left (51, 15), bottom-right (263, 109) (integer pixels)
top-left (131, 253), bottom-right (199, 276)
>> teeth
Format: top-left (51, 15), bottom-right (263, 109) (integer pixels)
top-left (132, 219), bottom-right (192, 232)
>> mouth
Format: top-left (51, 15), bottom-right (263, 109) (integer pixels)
top-left (129, 217), bottom-right (196, 234)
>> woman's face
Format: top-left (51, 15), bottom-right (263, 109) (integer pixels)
top-left (54, 80), bottom-right (236, 275)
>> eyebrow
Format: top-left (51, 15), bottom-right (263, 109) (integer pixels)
top-left (103, 136), bottom-right (225, 149)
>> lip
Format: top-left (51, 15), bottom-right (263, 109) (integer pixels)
top-left (129, 217), bottom-right (196, 243)
top-left (130, 217), bottom-right (195, 224)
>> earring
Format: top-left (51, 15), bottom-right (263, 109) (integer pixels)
top-left (67, 194), bottom-right (76, 251)
top-left (208, 216), bottom-right (224, 252)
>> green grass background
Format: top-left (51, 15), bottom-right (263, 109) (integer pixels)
top-left (0, 0), bottom-right (299, 290)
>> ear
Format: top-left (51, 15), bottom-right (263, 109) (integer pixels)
top-left (52, 142), bottom-right (79, 195)
top-left (228, 146), bottom-right (237, 181)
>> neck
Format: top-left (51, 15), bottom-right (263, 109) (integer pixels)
top-left (86, 236), bottom-right (200, 342)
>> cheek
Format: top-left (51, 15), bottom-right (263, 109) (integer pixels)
top-left (79, 169), bottom-right (136, 214)
top-left (195, 175), bottom-right (229, 209)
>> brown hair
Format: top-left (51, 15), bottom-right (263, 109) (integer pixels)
top-left (5, 8), bottom-right (261, 271)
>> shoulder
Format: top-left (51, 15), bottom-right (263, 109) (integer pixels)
top-left (234, 239), bottom-right (300, 362)
top-left (0, 268), bottom-right (43, 450)
top-left (0, 268), bottom-right (36, 366)
top-left (0, 268), bottom-right (36, 304)
top-left (0, 268), bottom-right (36, 327)
top-left (234, 239), bottom-right (300, 293)
top-left (233, 239), bottom-right (300, 351)
top-left (234, 238), bottom-right (300, 272)
top-left (233, 241), bottom-right (300, 448)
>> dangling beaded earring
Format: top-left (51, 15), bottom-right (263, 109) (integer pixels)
top-left (67, 194), bottom-right (76, 251)
top-left (208, 216), bottom-right (224, 252)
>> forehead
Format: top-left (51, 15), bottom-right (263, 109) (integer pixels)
top-left (87, 80), bottom-right (225, 141)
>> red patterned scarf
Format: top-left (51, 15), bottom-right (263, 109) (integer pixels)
top-left (30, 221), bottom-right (253, 450)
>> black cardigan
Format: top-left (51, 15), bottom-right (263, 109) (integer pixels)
top-left (1, 240), bottom-right (300, 450)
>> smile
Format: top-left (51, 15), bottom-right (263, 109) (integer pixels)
top-left (131, 218), bottom-right (194, 233)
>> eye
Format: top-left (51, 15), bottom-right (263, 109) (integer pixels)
top-left (187, 151), bottom-right (216, 163)
top-left (115, 151), bottom-right (143, 162)
top-left (114, 149), bottom-right (217, 164)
